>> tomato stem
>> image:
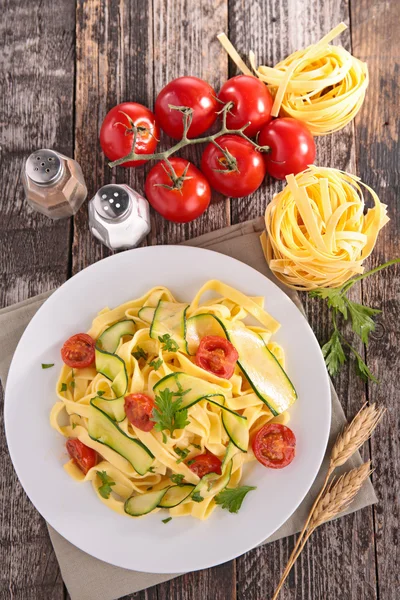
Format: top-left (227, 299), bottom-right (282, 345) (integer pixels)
top-left (108, 102), bottom-right (271, 168)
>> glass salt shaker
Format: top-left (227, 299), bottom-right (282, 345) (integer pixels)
top-left (88, 184), bottom-right (151, 250)
top-left (22, 149), bottom-right (88, 219)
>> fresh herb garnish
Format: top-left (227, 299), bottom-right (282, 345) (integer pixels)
top-left (191, 491), bottom-right (204, 503)
top-left (162, 517), bottom-right (172, 524)
top-left (71, 422), bottom-right (77, 430)
top-left (187, 459), bottom-right (196, 466)
top-left (152, 388), bottom-right (190, 439)
top-left (60, 383), bottom-right (67, 392)
top-left (132, 346), bottom-right (148, 361)
top-left (148, 467), bottom-right (155, 473)
top-left (158, 334), bottom-right (179, 352)
top-left (147, 486), bottom-right (153, 491)
top-left (42, 363), bottom-right (54, 369)
top-left (70, 380), bottom-right (76, 389)
top-left (215, 485), bottom-right (257, 513)
top-left (97, 390), bottom-right (105, 397)
top-left (170, 473), bottom-right (185, 485)
top-left (191, 443), bottom-right (201, 450)
top-left (149, 357), bottom-right (163, 370)
top-left (174, 447), bottom-right (190, 464)
top-left (96, 471), bottom-right (116, 499)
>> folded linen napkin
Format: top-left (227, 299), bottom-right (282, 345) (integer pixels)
top-left (0, 217), bottom-right (376, 600)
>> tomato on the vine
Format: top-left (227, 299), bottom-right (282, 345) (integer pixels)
top-left (145, 157), bottom-right (211, 223)
top-left (218, 75), bottom-right (273, 137)
top-left (258, 118), bottom-right (316, 180)
top-left (100, 102), bottom-right (160, 167)
top-left (201, 134), bottom-right (266, 198)
top-left (155, 77), bottom-right (218, 139)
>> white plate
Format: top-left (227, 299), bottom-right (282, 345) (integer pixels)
top-left (5, 246), bottom-right (330, 573)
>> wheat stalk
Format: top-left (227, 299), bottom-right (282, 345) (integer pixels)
top-left (271, 403), bottom-right (385, 600)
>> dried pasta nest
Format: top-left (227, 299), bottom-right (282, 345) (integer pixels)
top-left (261, 166), bottom-right (389, 290)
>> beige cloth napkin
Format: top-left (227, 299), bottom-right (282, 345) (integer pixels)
top-left (0, 217), bottom-right (376, 600)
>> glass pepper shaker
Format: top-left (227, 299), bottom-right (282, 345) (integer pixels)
top-left (88, 184), bottom-right (151, 250)
top-left (22, 149), bottom-right (88, 219)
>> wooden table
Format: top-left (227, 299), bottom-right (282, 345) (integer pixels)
top-left (1, 1), bottom-right (399, 598)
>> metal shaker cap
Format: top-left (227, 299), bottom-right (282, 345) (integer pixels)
top-left (93, 184), bottom-right (131, 221)
top-left (25, 149), bottom-right (63, 185)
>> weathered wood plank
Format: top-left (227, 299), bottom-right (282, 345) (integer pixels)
top-left (229, 0), bottom-right (377, 598)
top-left (351, 1), bottom-right (400, 599)
top-left (151, 0), bottom-right (229, 245)
top-left (0, 0), bottom-right (75, 598)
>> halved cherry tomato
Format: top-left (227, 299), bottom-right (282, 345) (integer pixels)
top-left (258, 118), bottom-right (316, 180)
top-left (61, 333), bottom-right (95, 369)
top-left (100, 102), bottom-right (160, 167)
top-left (188, 452), bottom-right (222, 478)
top-left (195, 335), bottom-right (239, 379)
top-left (66, 438), bottom-right (98, 475)
top-left (218, 75), bottom-right (273, 137)
top-left (201, 135), bottom-right (266, 198)
top-left (145, 157), bottom-right (211, 223)
top-left (124, 393), bottom-right (155, 432)
top-left (252, 423), bottom-right (296, 469)
top-left (155, 77), bottom-right (218, 139)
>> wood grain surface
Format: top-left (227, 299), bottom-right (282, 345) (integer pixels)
top-left (0, 0), bottom-right (398, 599)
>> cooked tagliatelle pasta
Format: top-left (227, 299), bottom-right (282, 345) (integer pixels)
top-left (261, 166), bottom-right (389, 290)
top-left (50, 281), bottom-right (297, 520)
top-left (218, 23), bottom-right (369, 135)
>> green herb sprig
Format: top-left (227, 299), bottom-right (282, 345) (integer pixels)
top-left (96, 471), bottom-right (116, 499)
top-left (152, 387), bottom-right (190, 440)
top-left (149, 357), bottom-right (163, 370)
top-left (215, 485), bottom-right (256, 513)
top-left (309, 259), bottom-right (400, 382)
top-left (132, 346), bottom-right (148, 361)
top-left (158, 334), bottom-right (179, 352)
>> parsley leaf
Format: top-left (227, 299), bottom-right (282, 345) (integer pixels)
top-left (60, 383), bottom-right (67, 392)
top-left (174, 447), bottom-right (190, 464)
top-left (97, 390), bottom-right (105, 397)
top-left (170, 473), bottom-right (185, 485)
top-left (132, 346), bottom-right (148, 361)
top-left (147, 486), bottom-right (153, 491)
top-left (148, 467), bottom-right (155, 473)
top-left (70, 380), bottom-right (76, 389)
top-left (215, 485), bottom-right (256, 513)
top-left (152, 388), bottom-right (190, 439)
top-left (96, 471), bottom-right (116, 499)
top-left (321, 330), bottom-right (346, 377)
top-left (158, 334), bottom-right (179, 352)
top-left (149, 357), bottom-right (163, 370)
top-left (191, 443), bottom-right (201, 450)
top-left (309, 288), bottom-right (348, 318)
top-left (42, 363), bottom-right (54, 369)
top-left (162, 517), bottom-right (172, 524)
top-left (191, 491), bottom-right (204, 503)
top-left (72, 422), bottom-right (77, 430)
top-left (346, 300), bottom-right (381, 345)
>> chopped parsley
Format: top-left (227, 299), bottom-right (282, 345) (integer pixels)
top-left (148, 466), bottom-right (155, 473)
top-left (147, 486), bottom-right (153, 491)
top-left (71, 422), bottom-right (77, 430)
top-left (187, 459), bottom-right (196, 466)
top-left (97, 390), bottom-right (105, 397)
top-left (60, 383), bottom-right (67, 392)
top-left (158, 334), bottom-right (179, 352)
top-left (170, 473), bottom-right (185, 485)
top-left (215, 485), bottom-right (256, 514)
top-left (149, 357), bottom-right (163, 370)
top-left (96, 471), bottom-right (116, 499)
top-left (41, 363), bottom-right (54, 369)
top-left (70, 380), bottom-right (75, 389)
top-left (174, 447), bottom-right (190, 464)
top-left (191, 443), bottom-right (201, 450)
top-left (152, 388), bottom-right (190, 439)
top-left (132, 346), bottom-right (148, 361)
top-left (162, 517), bottom-right (172, 524)
top-left (191, 491), bottom-right (204, 503)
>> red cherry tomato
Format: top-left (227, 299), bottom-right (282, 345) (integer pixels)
top-left (218, 75), bottom-right (273, 137)
top-left (61, 333), bottom-right (95, 369)
top-left (145, 157), bottom-right (211, 223)
top-left (155, 77), bottom-right (218, 139)
top-left (188, 453), bottom-right (222, 478)
top-left (252, 423), bottom-right (296, 469)
top-left (195, 335), bottom-right (239, 379)
top-left (100, 102), bottom-right (160, 167)
top-left (258, 118), bottom-right (316, 180)
top-left (124, 393), bottom-right (155, 432)
top-left (66, 438), bottom-right (98, 475)
top-left (201, 135), bottom-right (266, 198)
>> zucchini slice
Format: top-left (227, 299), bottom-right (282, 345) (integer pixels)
top-left (158, 484), bottom-right (195, 508)
top-left (225, 322), bottom-right (297, 416)
top-left (88, 400), bottom-right (154, 475)
top-left (137, 306), bottom-right (155, 323)
top-left (186, 313), bottom-right (226, 355)
top-left (150, 300), bottom-right (189, 352)
top-left (97, 320), bottom-right (136, 354)
top-left (222, 409), bottom-right (249, 452)
top-left (153, 372), bottom-right (227, 411)
top-left (95, 348), bottom-right (128, 397)
top-left (91, 395), bottom-right (126, 422)
top-left (125, 488), bottom-right (167, 517)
